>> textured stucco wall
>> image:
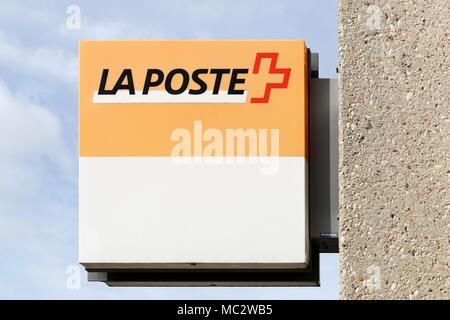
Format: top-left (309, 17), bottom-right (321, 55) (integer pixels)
top-left (339, 0), bottom-right (450, 299)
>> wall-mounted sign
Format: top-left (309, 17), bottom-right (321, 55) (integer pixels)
top-left (79, 41), bottom-right (312, 285)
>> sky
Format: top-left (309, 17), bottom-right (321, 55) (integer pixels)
top-left (0, 0), bottom-right (339, 299)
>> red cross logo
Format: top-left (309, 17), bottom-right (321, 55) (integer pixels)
top-left (250, 52), bottom-right (291, 104)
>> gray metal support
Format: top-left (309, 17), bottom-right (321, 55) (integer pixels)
top-left (309, 77), bottom-right (339, 253)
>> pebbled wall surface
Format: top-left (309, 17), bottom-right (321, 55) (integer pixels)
top-left (338, 0), bottom-right (450, 299)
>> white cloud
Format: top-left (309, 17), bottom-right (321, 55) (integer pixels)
top-left (0, 1), bottom-right (59, 26)
top-left (0, 32), bottom-right (77, 83)
top-left (63, 20), bottom-right (155, 40)
top-left (0, 78), bottom-right (73, 196)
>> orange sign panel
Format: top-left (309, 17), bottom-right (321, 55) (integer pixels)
top-left (79, 40), bottom-right (309, 157)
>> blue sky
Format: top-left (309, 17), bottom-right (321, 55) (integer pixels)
top-left (0, 0), bottom-right (338, 299)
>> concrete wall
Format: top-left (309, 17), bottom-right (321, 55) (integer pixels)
top-left (338, 0), bottom-right (449, 299)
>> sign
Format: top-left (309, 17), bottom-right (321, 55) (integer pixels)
top-left (79, 41), bottom-right (310, 284)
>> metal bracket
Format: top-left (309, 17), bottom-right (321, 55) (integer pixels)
top-left (86, 247), bottom-right (320, 287)
top-left (309, 53), bottom-right (339, 253)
